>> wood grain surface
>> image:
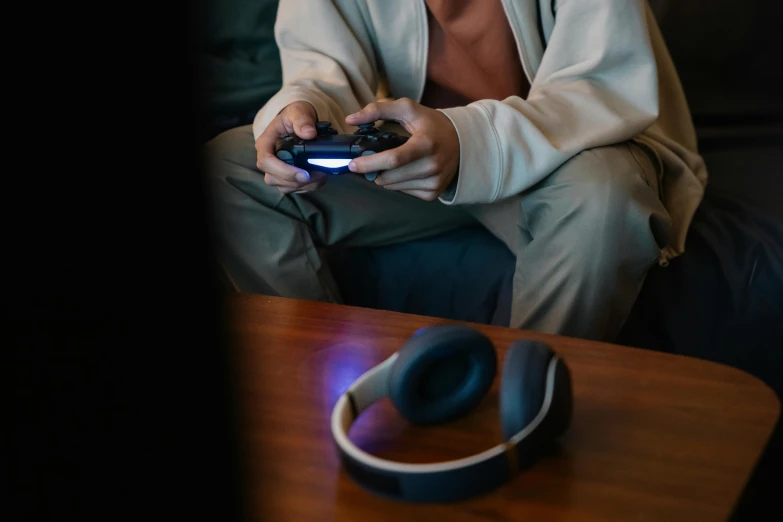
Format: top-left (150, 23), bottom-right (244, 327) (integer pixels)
top-left (226, 294), bottom-right (779, 522)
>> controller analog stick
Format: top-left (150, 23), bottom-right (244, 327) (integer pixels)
top-left (315, 121), bottom-right (337, 135)
top-left (276, 150), bottom-right (294, 164)
top-left (357, 123), bottom-right (379, 135)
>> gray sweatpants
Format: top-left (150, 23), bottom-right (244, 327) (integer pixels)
top-left (205, 124), bottom-right (670, 342)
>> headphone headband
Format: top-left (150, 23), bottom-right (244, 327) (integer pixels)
top-left (330, 353), bottom-right (561, 502)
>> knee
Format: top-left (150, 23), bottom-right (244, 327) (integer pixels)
top-left (203, 125), bottom-right (258, 179)
top-left (573, 152), bottom-right (642, 219)
top-left (537, 145), bottom-right (671, 251)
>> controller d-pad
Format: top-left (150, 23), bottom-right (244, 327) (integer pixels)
top-left (276, 150), bottom-right (294, 164)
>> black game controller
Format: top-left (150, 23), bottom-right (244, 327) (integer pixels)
top-left (274, 121), bottom-right (408, 181)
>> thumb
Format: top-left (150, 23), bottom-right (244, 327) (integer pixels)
top-left (283, 102), bottom-right (317, 139)
top-left (345, 98), bottom-right (418, 127)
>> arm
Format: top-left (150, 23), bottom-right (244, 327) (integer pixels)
top-left (252, 0), bottom-right (380, 141)
top-left (438, 0), bottom-right (659, 204)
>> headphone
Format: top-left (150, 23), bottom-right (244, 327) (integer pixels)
top-left (331, 324), bottom-right (573, 503)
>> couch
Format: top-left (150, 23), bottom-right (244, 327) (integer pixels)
top-left (197, 1), bottom-right (782, 519)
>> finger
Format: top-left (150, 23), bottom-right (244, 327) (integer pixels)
top-left (280, 179), bottom-right (324, 195)
top-left (264, 172), bottom-right (300, 189)
top-left (380, 175), bottom-right (442, 192)
top-left (264, 169), bottom-right (321, 188)
top-left (255, 120), bottom-right (303, 176)
top-left (290, 176), bottom-right (328, 194)
top-left (348, 134), bottom-right (432, 174)
top-left (268, 171), bottom-right (327, 192)
top-left (255, 117), bottom-right (286, 160)
top-left (374, 156), bottom-right (438, 186)
top-left (400, 189), bottom-right (439, 202)
top-left (283, 102), bottom-right (318, 139)
top-left (345, 98), bottom-right (418, 126)
top-left (255, 104), bottom-right (317, 179)
top-left (257, 153), bottom-right (312, 184)
top-left (256, 127), bottom-right (312, 184)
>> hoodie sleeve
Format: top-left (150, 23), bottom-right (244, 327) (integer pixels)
top-left (438, 0), bottom-right (659, 205)
top-left (252, 0), bottom-right (379, 140)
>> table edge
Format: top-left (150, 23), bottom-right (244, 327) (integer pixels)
top-left (226, 293), bottom-right (782, 420)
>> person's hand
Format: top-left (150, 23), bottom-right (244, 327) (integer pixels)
top-left (345, 98), bottom-right (460, 201)
top-left (255, 101), bottom-right (328, 194)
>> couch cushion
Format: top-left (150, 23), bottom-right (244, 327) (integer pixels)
top-left (196, 0), bottom-right (282, 139)
top-left (650, 0), bottom-right (783, 125)
top-left (617, 184), bottom-right (783, 395)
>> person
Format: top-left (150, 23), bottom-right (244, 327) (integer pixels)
top-left (205, 0), bottom-right (707, 342)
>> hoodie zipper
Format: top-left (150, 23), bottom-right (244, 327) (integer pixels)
top-left (414, 0), bottom-right (429, 103)
top-left (499, 0), bottom-right (534, 87)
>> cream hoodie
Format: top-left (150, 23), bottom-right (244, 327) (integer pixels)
top-left (253, 0), bottom-right (707, 263)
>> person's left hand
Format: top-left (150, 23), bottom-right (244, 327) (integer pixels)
top-left (345, 98), bottom-right (460, 201)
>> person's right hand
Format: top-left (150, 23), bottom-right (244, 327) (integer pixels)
top-left (255, 101), bottom-right (327, 194)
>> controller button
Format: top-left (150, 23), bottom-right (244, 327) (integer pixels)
top-left (315, 121), bottom-right (334, 135)
top-left (276, 150), bottom-right (294, 162)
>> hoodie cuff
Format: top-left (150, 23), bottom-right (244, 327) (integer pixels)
top-left (436, 103), bottom-right (503, 205)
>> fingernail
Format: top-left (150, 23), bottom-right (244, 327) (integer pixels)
top-left (295, 171), bottom-right (310, 183)
top-left (348, 161), bottom-right (357, 172)
top-left (301, 125), bottom-right (315, 134)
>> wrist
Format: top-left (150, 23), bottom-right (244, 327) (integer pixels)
top-left (441, 170), bottom-right (459, 201)
top-left (282, 101), bottom-right (317, 117)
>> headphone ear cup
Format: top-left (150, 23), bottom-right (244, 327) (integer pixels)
top-left (499, 340), bottom-right (555, 441)
top-left (389, 324), bottom-right (497, 426)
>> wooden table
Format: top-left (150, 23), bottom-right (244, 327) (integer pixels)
top-left (227, 294), bottom-right (780, 522)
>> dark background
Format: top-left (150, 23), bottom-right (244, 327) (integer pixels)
top-left (6, 3), bottom-right (247, 522)
top-left (6, 1), bottom-right (782, 522)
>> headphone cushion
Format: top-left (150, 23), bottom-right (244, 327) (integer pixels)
top-left (389, 324), bottom-right (497, 425)
top-left (500, 340), bottom-right (555, 441)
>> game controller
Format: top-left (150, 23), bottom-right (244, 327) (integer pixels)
top-left (274, 121), bottom-right (408, 181)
